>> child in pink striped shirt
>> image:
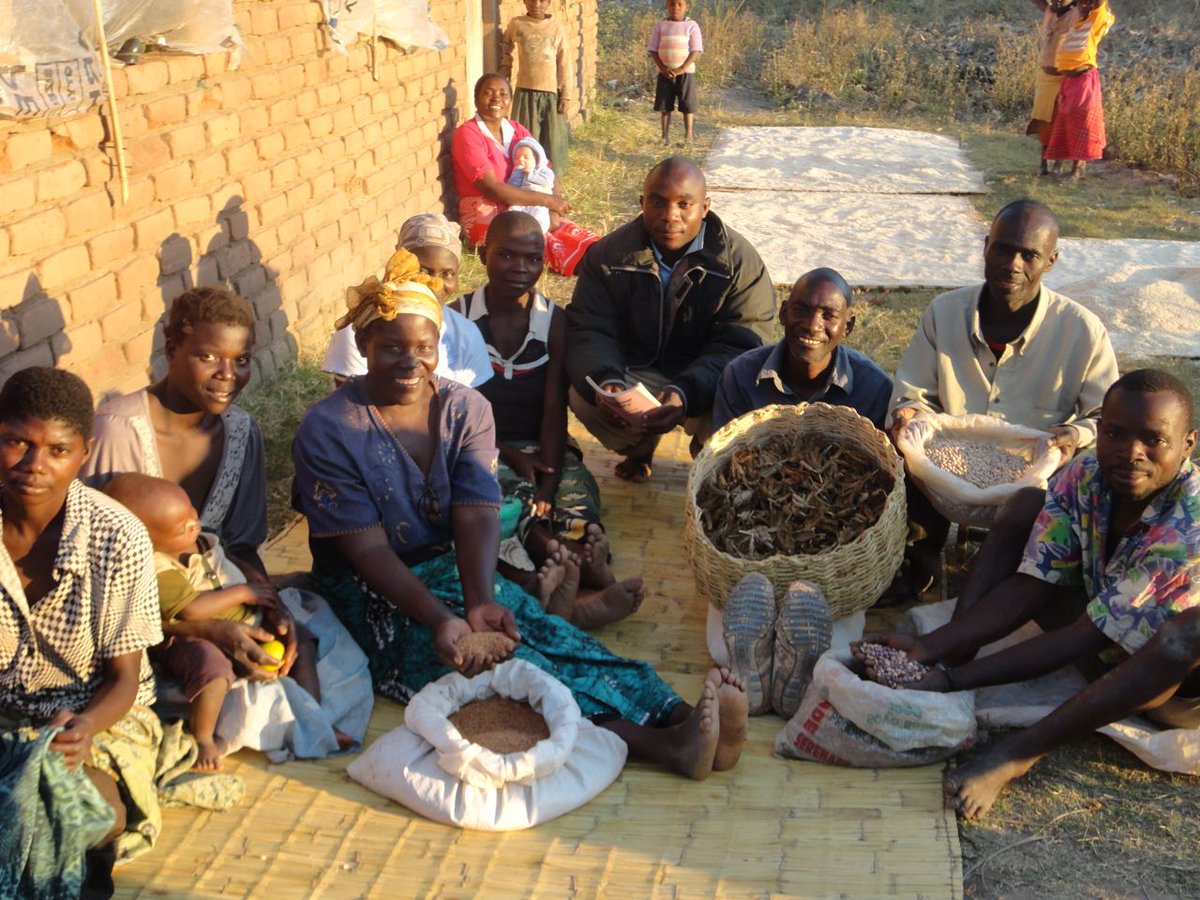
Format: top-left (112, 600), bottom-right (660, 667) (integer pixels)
top-left (647, 0), bottom-right (703, 146)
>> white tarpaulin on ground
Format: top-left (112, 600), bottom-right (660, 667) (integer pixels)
top-left (1048, 238), bottom-right (1200, 359)
top-left (320, 0), bottom-right (449, 54)
top-left (0, 0), bottom-right (241, 118)
top-left (709, 188), bottom-right (986, 288)
top-left (704, 126), bottom-right (989, 195)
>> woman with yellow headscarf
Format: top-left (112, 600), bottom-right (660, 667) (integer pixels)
top-left (292, 256), bottom-right (750, 781)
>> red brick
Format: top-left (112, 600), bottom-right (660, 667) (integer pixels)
top-left (87, 226), bottom-right (135, 267)
top-left (249, 6), bottom-right (278, 34)
top-left (67, 273), bottom-right (118, 320)
top-left (122, 327), bottom-right (157, 367)
top-left (157, 272), bottom-right (189, 305)
top-left (225, 142), bottom-right (259, 177)
top-left (191, 153), bottom-right (227, 186)
top-left (295, 89), bottom-right (319, 117)
top-left (296, 148), bottom-right (323, 176)
top-left (153, 161), bottom-right (193, 202)
top-left (115, 255), bottom-right (160, 299)
top-left (289, 31), bottom-right (318, 59)
top-left (279, 64), bottom-right (306, 95)
top-left (256, 132), bottom-right (286, 159)
top-left (124, 61), bottom-right (170, 95)
top-left (63, 191), bottom-right (114, 238)
top-left (133, 208), bottom-right (175, 251)
top-left (251, 71), bottom-right (283, 100)
top-left (310, 113), bottom-right (335, 138)
top-left (317, 83), bottom-right (340, 108)
top-left (282, 122), bottom-right (310, 150)
top-left (37, 245), bottom-right (91, 291)
top-left (34, 160), bottom-right (87, 202)
top-left (257, 193), bottom-right (287, 226)
top-left (276, 214), bottom-right (303, 245)
top-left (271, 158), bottom-right (299, 189)
top-left (64, 320), bottom-right (104, 357)
top-left (58, 115), bottom-right (106, 151)
top-left (158, 233), bottom-right (193, 275)
top-left (128, 134), bottom-right (171, 174)
top-left (99, 299), bottom-right (144, 342)
top-left (278, 3), bottom-right (316, 29)
top-left (239, 107), bottom-right (270, 137)
top-left (4, 130), bottom-right (53, 170)
top-left (265, 98), bottom-right (296, 129)
top-left (205, 113), bottom-right (240, 147)
top-left (164, 55), bottom-right (205, 84)
top-left (172, 195), bottom-right (212, 230)
top-left (332, 105), bottom-right (355, 134)
top-left (262, 36), bottom-right (292, 65)
top-left (13, 295), bottom-right (67, 346)
top-left (10, 209), bottom-right (67, 256)
top-left (144, 94), bottom-right (188, 128)
top-left (216, 76), bottom-right (252, 111)
top-left (0, 180), bottom-right (35, 217)
top-left (165, 122), bottom-right (206, 159)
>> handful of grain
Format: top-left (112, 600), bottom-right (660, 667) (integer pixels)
top-left (448, 696), bottom-right (550, 753)
top-left (924, 436), bottom-right (1030, 488)
top-left (859, 643), bottom-right (930, 688)
top-left (696, 433), bottom-right (892, 559)
top-left (456, 632), bottom-right (515, 657)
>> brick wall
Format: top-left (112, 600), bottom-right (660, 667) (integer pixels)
top-left (0, 0), bottom-right (597, 399)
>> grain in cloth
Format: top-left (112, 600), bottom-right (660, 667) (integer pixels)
top-left (449, 697), bottom-right (551, 753)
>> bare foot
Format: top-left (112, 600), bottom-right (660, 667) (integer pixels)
top-left (535, 540), bottom-right (567, 610)
top-left (334, 728), bottom-right (356, 751)
top-left (709, 667), bottom-right (748, 771)
top-left (943, 745), bottom-right (1036, 820)
top-left (193, 736), bottom-right (224, 771)
top-left (547, 543), bottom-right (581, 620)
top-left (580, 523), bottom-right (615, 587)
top-left (570, 577), bottom-right (645, 629)
top-left (663, 680), bottom-right (719, 780)
top-left (614, 455), bottom-right (653, 484)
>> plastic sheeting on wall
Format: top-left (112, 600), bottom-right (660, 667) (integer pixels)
top-left (320, 0), bottom-right (449, 55)
top-left (0, 0), bottom-right (242, 119)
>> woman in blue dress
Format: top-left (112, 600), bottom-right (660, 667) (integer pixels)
top-left (294, 250), bottom-right (748, 779)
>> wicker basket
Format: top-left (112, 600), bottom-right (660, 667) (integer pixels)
top-left (684, 403), bottom-right (907, 618)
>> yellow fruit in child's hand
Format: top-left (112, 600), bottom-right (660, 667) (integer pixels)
top-left (260, 640), bottom-right (285, 672)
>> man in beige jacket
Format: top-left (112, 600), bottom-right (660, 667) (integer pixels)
top-left (887, 199), bottom-right (1119, 594)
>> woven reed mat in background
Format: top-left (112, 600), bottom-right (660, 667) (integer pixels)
top-left (114, 424), bottom-right (963, 899)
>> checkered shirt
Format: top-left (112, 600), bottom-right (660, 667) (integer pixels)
top-left (0, 480), bottom-right (162, 723)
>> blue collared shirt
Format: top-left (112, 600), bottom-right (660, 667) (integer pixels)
top-left (650, 222), bottom-right (707, 289)
top-left (713, 341), bottom-right (893, 430)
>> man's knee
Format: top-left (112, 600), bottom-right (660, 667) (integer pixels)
top-left (1146, 607), bottom-right (1200, 669)
top-left (995, 487), bottom-right (1045, 532)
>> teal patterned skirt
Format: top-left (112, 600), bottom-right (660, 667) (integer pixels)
top-left (499, 439), bottom-right (602, 543)
top-left (312, 550), bottom-right (680, 725)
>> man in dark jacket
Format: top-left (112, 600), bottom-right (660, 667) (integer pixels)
top-left (566, 157), bottom-right (776, 481)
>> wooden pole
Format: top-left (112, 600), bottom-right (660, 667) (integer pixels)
top-left (91, 0), bottom-right (128, 203)
top-left (371, 0), bottom-right (379, 81)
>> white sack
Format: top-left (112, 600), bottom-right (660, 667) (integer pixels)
top-left (897, 413), bottom-right (1062, 527)
top-left (347, 660), bottom-right (627, 831)
top-left (321, 0), bottom-right (449, 54)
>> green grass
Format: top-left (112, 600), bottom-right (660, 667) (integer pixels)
top-left (236, 357), bottom-right (331, 536)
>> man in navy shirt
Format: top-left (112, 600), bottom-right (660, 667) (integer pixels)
top-left (713, 267), bottom-right (892, 430)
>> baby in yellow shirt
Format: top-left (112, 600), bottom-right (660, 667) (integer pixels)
top-left (104, 473), bottom-right (326, 770)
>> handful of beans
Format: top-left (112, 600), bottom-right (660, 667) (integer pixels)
top-left (859, 642), bottom-right (930, 688)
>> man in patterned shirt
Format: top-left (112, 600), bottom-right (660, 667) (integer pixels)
top-left (0, 367), bottom-right (162, 892)
top-left (858, 368), bottom-right (1199, 820)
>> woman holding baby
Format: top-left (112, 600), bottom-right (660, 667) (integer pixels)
top-left (451, 72), bottom-right (598, 274)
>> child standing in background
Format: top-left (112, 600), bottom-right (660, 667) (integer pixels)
top-left (648, 0), bottom-right (703, 146)
top-left (501, 0), bottom-right (572, 173)
top-left (1026, 0), bottom-right (1076, 175)
top-left (1044, 0), bottom-right (1115, 180)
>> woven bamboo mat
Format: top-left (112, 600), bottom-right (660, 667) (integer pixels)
top-left (114, 424), bottom-right (963, 899)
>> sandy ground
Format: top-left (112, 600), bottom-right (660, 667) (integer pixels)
top-left (704, 126), bottom-right (989, 194)
top-left (705, 127), bottom-right (1200, 359)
